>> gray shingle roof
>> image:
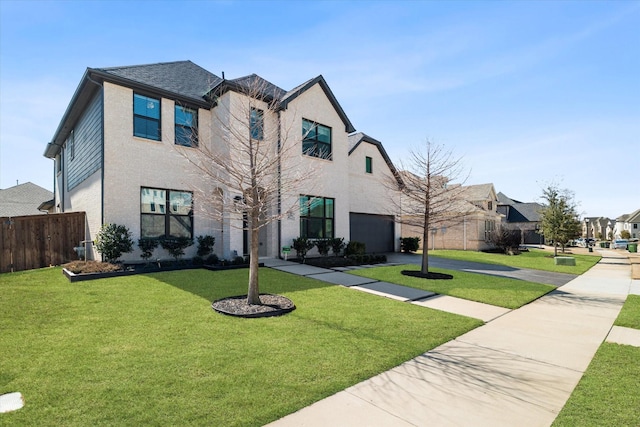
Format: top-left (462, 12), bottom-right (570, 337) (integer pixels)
top-left (0, 182), bottom-right (53, 217)
top-left (96, 60), bottom-right (222, 102)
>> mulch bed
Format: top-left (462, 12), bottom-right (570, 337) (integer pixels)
top-left (212, 294), bottom-right (296, 318)
top-left (401, 270), bottom-right (453, 280)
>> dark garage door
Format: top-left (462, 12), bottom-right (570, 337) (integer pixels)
top-left (349, 213), bottom-right (395, 253)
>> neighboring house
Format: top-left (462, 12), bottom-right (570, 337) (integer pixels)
top-left (401, 182), bottom-right (502, 251)
top-left (584, 217), bottom-right (615, 240)
top-left (43, 60), bottom-right (403, 261)
top-left (496, 192), bottom-right (544, 245)
top-left (614, 209), bottom-right (640, 239)
top-left (0, 182), bottom-right (53, 217)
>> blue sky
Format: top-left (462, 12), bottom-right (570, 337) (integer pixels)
top-left (1, 0), bottom-right (638, 218)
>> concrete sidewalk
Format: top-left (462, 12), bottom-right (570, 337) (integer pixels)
top-left (265, 250), bottom-right (636, 427)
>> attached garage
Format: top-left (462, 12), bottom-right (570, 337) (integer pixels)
top-left (349, 213), bottom-right (395, 253)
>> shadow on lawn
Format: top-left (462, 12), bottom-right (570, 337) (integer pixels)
top-left (143, 267), bottom-right (335, 303)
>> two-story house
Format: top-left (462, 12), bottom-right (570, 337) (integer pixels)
top-left (43, 60), bottom-right (402, 261)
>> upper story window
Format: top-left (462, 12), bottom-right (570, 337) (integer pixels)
top-left (488, 201), bottom-right (493, 211)
top-left (302, 119), bottom-right (332, 160)
top-left (250, 108), bottom-right (264, 140)
top-left (365, 156), bottom-right (372, 173)
top-left (175, 105), bottom-right (198, 147)
top-left (134, 93), bottom-right (161, 141)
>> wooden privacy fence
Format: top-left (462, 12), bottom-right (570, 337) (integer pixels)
top-left (0, 212), bottom-right (86, 273)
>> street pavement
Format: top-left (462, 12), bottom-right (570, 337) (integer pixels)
top-left (263, 249), bottom-right (638, 427)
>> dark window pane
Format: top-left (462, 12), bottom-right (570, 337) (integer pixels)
top-left (325, 199), bottom-right (334, 218)
top-left (307, 218), bottom-right (324, 239)
top-left (366, 156), bottom-right (372, 173)
top-left (134, 116), bottom-right (160, 140)
top-left (169, 216), bottom-right (192, 238)
top-left (141, 215), bottom-right (165, 238)
top-left (317, 125), bottom-right (330, 143)
top-left (325, 219), bottom-right (333, 238)
top-left (250, 108), bottom-right (264, 140)
top-left (134, 94), bottom-right (160, 119)
top-left (309, 198), bottom-right (324, 217)
top-left (300, 196), bottom-right (309, 216)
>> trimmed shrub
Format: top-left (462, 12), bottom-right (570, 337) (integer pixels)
top-left (345, 241), bottom-right (366, 256)
top-left (292, 237), bottom-right (315, 262)
top-left (400, 237), bottom-right (420, 253)
top-left (330, 237), bottom-right (346, 256)
top-left (196, 235), bottom-right (215, 257)
top-left (160, 236), bottom-right (193, 261)
top-left (138, 238), bottom-right (159, 261)
top-left (205, 254), bottom-right (219, 265)
top-left (315, 239), bottom-right (331, 256)
top-left (95, 223), bottom-right (134, 263)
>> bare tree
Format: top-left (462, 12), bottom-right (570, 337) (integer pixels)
top-left (176, 76), bottom-right (316, 305)
top-left (393, 140), bottom-right (469, 275)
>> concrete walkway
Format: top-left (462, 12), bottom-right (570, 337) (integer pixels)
top-left (264, 250), bottom-right (638, 427)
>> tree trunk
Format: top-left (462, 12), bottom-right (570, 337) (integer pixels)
top-left (247, 210), bottom-right (261, 305)
top-left (421, 202), bottom-right (430, 275)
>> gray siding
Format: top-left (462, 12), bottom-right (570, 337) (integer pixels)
top-left (67, 91), bottom-right (103, 190)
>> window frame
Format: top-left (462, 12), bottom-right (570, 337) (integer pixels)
top-left (68, 130), bottom-right (75, 161)
top-left (140, 187), bottom-right (193, 239)
top-left (299, 195), bottom-right (335, 239)
top-left (302, 118), bottom-right (332, 160)
top-left (174, 104), bottom-right (198, 147)
top-left (365, 156), bottom-right (372, 173)
top-left (133, 93), bottom-right (161, 141)
top-left (250, 107), bottom-right (264, 140)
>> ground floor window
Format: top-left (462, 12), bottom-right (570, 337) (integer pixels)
top-left (484, 220), bottom-right (495, 242)
top-left (300, 195), bottom-right (334, 239)
top-left (141, 187), bottom-right (193, 239)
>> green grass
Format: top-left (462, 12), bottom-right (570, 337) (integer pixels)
top-left (349, 265), bottom-right (555, 309)
top-left (553, 293), bottom-right (640, 426)
top-left (429, 249), bottom-right (601, 274)
top-left (614, 294), bottom-right (640, 330)
top-left (552, 344), bottom-right (640, 426)
top-left (0, 267), bottom-right (481, 426)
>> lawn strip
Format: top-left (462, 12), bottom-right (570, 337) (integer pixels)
top-left (552, 343), bottom-right (640, 427)
top-left (429, 249), bottom-right (601, 274)
top-left (349, 264), bottom-right (555, 309)
top-left (614, 294), bottom-right (640, 330)
top-left (0, 267), bottom-right (481, 426)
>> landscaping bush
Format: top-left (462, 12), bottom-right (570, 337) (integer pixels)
top-left (196, 235), bottom-right (215, 257)
top-left (292, 237), bottom-right (315, 262)
top-left (345, 241), bottom-right (366, 256)
top-left (95, 223), bottom-right (134, 263)
top-left (232, 256), bottom-right (246, 265)
top-left (489, 227), bottom-right (522, 254)
top-left (400, 237), bottom-right (421, 253)
top-left (205, 254), bottom-right (219, 265)
top-left (330, 237), bottom-right (346, 256)
top-left (192, 256), bottom-right (204, 266)
top-left (160, 236), bottom-right (193, 260)
top-left (315, 239), bottom-right (331, 256)
top-left (138, 238), bottom-right (159, 261)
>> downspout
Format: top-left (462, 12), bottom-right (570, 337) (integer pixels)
top-left (277, 109), bottom-right (282, 258)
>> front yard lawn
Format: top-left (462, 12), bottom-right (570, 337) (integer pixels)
top-left (0, 267), bottom-right (481, 426)
top-left (349, 265), bottom-right (555, 309)
top-left (553, 294), bottom-right (640, 426)
top-left (429, 249), bottom-right (601, 274)
top-left (614, 294), bottom-right (640, 330)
